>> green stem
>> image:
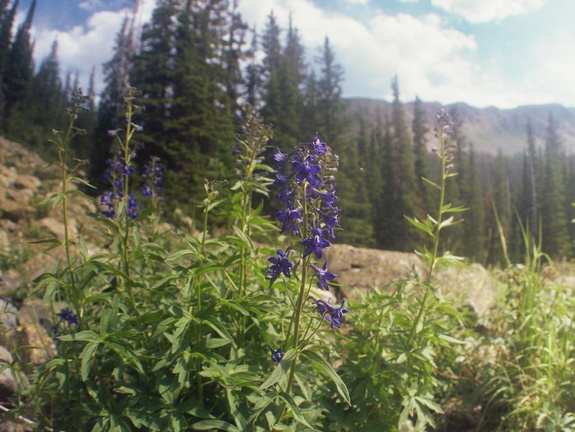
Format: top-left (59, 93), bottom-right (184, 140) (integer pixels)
top-left (408, 132), bottom-right (448, 345)
top-left (58, 102), bottom-right (83, 324)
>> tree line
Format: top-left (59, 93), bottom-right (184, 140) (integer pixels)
top-left (1, 0), bottom-right (574, 264)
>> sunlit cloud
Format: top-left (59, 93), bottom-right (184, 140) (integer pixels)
top-left (431, 0), bottom-right (547, 23)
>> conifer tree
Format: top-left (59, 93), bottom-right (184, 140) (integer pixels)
top-left (336, 118), bottom-right (374, 247)
top-left (541, 112), bottom-right (570, 256)
top-left (520, 118), bottom-right (539, 239)
top-left (92, 15), bottom-right (136, 188)
top-left (462, 146), bottom-right (487, 263)
top-left (244, 29), bottom-right (262, 107)
top-left (3, 0), bottom-right (35, 135)
top-left (387, 77), bottom-right (422, 251)
top-left (316, 37), bottom-right (345, 144)
top-left (412, 96), bottom-right (434, 215)
top-left (165, 1), bottom-right (235, 203)
top-left (487, 151), bottom-right (512, 266)
top-left (368, 111), bottom-right (387, 248)
top-left (260, 13), bottom-right (306, 151)
top-left (0, 0), bottom-right (18, 121)
top-left (31, 40), bottom-right (62, 132)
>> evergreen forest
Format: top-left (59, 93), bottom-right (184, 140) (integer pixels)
top-left (2, 0), bottom-right (575, 264)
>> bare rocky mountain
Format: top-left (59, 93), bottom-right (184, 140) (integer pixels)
top-left (345, 97), bottom-right (575, 154)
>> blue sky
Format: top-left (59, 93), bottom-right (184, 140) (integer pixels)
top-left (15, 0), bottom-right (575, 109)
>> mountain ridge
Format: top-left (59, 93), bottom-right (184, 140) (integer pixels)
top-left (344, 97), bottom-right (575, 154)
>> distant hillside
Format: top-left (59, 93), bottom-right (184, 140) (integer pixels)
top-left (344, 98), bottom-right (575, 155)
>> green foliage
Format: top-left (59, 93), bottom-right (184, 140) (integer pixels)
top-left (479, 230), bottom-right (575, 430)
top-left (15, 93), bottom-right (353, 431)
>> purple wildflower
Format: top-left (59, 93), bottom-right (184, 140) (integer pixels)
top-left (57, 307), bottom-right (80, 326)
top-left (127, 194), bottom-right (139, 221)
top-left (301, 228), bottom-right (331, 259)
top-left (276, 207), bottom-right (303, 235)
top-left (310, 261), bottom-right (336, 290)
top-left (292, 156), bottom-right (322, 187)
top-left (100, 191), bottom-right (116, 219)
top-left (309, 134), bottom-right (328, 155)
top-left (273, 148), bottom-right (290, 168)
top-left (266, 247), bottom-right (294, 285)
top-left (267, 345), bottom-right (284, 365)
top-left (310, 297), bottom-right (348, 333)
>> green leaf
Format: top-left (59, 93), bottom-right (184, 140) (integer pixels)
top-left (192, 420), bottom-right (239, 431)
top-left (438, 334), bottom-right (464, 344)
top-left (260, 349), bottom-right (298, 390)
top-left (405, 216), bottom-right (433, 236)
top-left (80, 341), bottom-right (100, 381)
top-left (301, 349), bottom-right (351, 405)
top-left (59, 330), bottom-right (99, 342)
top-left (277, 391), bottom-right (313, 429)
top-left (422, 176), bottom-right (441, 190)
top-left (249, 392), bottom-right (275, 424)
top-left (65, 189), bottom-right (94, 200)
top-left (232, 225), bottom-right (254, 249)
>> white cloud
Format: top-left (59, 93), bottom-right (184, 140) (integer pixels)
top-left (342, 0), bottom-right (369, 5)
top-left (79, 0), bottom-right (107, 12)
top-left (240, 0), bottom-right (485, 103)
top-left (31, 0), bottom-right (155, 93)
top-left (431, 0), bottom-right (547, 23)
top-left (25, 0), bottom-right (572, 109)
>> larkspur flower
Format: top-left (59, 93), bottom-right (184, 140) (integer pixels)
top-left (57, 307), bottom-right (80, 326)
top-left (276, 207), bottom-right (303, 235)
top-left (292, 156), bottom-right (322, 187)
top-left (310, 135), bottom-right (328, 154)
top-left (52, 307), bottom-right (80, 344)
top-left (267, 345), bottom-right (284, 365)
top-left (100, 191), bottom-right (116, 219)
top-left (141, 156), bottom-right (165, 200)
top-left (127, 194), bottom-right (139, 221)
top-left (310, 261), bottom-right (336, 290)
top-left (266, 247), bottom-right (294, 285)
top-left (302, 227), bottom-right (331, 259)
top-left (310, 297), bottom-right (348, 333)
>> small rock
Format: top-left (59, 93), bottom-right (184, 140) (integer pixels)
top-left (325, 244), bottom-right (427, 300)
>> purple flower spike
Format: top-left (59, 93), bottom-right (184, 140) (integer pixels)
top-left (310, 297), bottom-right (348, 333)
top-left (310, 261), bottom-right (336, 290)
top-left (276, 207), bottom-right (303, 235)
top-left (310, 134), bottom-right (328, 155)
top-left (301, 228), bottom-right (331, 259)
top-left (266, 247), bottom-right (294, 285)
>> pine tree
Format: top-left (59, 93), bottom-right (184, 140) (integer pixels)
top-left (487, 151), bottom-right (512, 266)
top-left (541, 112), bottom-right (570, 256)
top-left (412, 96), bottom-right (434, 215)
top-left (91, 15), bottom-right (136, 189)
top-left (244, 29), bottom-right (262, 107)
top-left (315, 37), bottom-right (345, 144)
top-left (31, 40), bottom-right (62, 132)
top-left (260, 13), bottom-right (306, 151)
top-left (0, 0), bottom-right (18, 121)
top-left (336, 118), bottom-right (374, 247)
top-left (462, 146), bottom-right (487, 263)
top-left (519, 118), bottom-right (539, 242)
top-left (368, 111), bottom-right (387, 248)
top-left (387, 77), bottom-right (422, 251)
top-left (3, 0), bottom-right (35, 136)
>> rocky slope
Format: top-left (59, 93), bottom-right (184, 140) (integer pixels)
top-left (345, 97), bottom-right (575, 154)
